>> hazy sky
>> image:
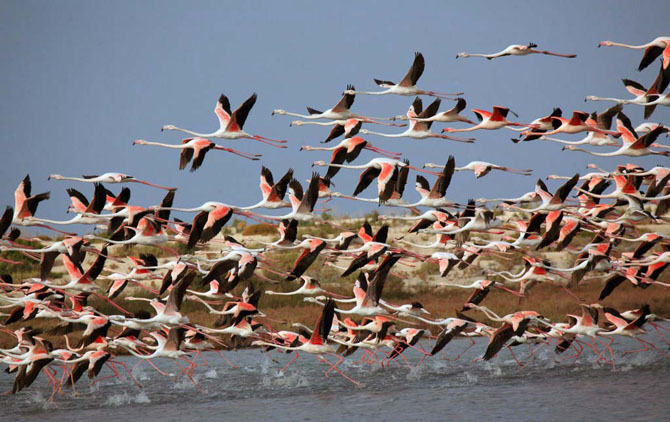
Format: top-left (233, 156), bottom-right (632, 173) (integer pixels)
top-left (1, 1), bottom-right (669, 227)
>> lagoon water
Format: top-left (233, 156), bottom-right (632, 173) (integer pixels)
top-left (2, 336), bottom-right (670, 422)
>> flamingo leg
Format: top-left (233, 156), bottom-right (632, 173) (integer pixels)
top-left (280, 351), bottom-right (300, 373)
top-left (250, 135), bottom-right (288, 148)
top-left (449, 337), bottom-right (476, 361)
top-left (507, 346), bottom-right (526, 367)
top-left (635, 338), bottom-right (670, 359)
top-left (174, 359), bottom-right (203, 393)
top-left (214, 350), bottom-right (239, 369)
top-left (113, 359), bottom-right (143, 388)
top-left (322, 353), bottom-right (361, 387)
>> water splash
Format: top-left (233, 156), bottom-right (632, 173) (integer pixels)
top-left (204, 369), bottom-right (218, 379)
top-left (103, 391), bottom-right (151, 406)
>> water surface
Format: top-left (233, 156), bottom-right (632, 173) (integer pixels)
top-left (2, 336), bottom-right (669, 422)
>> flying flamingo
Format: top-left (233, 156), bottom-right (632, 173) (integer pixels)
top-left (360, 98), bottom-right (475, 143)
top-left (562, 114), bottom-right (668, 157)
top-left (442, 106), bottom-right (534, 133)
top-left (391, 98), bottom-right (475, 124)
top-left (132, 138), bottom-right (260, 171)
top-left (301, 136), bottom-right (401, 178)
top-left (510, 108), bottom-right (562, 143)
top-left (252, 299), bottom-right (361, 385)
top-left (48, 172), bottom-right (176, 191)
top-left (272, 85), bottom-right (392, 122)
top-left (289, 118), bottom-right (404, 145)
top-left (540, 104), bottom-right (622, 147)
top-left (424, 160), bottom-right (532, 178)
top-left (456, 42), bottom-right (576, 59)
top-left (250, 174), bottom-right (324, 222)
top-left (11, 174), bottom-right (50, 226)
top-left (598, 36), bottom-right (670, 71)
top-left (161, 93), bottom-right (287, 148)
top-left (312, 158), bottom-right (436, 203)
top-left (523, 110), bottom-right (621, 138)
top-left (344, 52), bottom-right (462, 99)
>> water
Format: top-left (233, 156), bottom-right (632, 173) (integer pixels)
top-left (2, 336), bottom-right (670, 422)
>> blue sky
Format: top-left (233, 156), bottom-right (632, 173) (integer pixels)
top-left (1, 1), bottom-right (669, 226)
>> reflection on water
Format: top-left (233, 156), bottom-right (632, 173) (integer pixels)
top-left (3, 336), bottom-right (670, 422)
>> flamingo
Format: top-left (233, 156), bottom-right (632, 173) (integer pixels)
top-left (48, 172), bottom-right (176, 191)
top-left (424, 160), bottom-right (532, 178)
top-left (132, 137), bottom-right (260, 171)
top-left (360, 98), bottom-right (476, 143)
top-left (161, 93), bottom-right (287, 148)
top-left (501, 174), bottom-right (579, 213)
top-left (392, 98), bottom-right (475, 124)
top-left (11, 174), bottom-right (50, 226)
top-left (405, 155), bottom-right (456, 208)
top-left (272, 84), bottom-right (392, 122)
top-left (510, 107), bottom-right (563, 143)
top-left (312, 158), bottom-right (437, 203)
top-left (523, 110), bottom-right (620, 138)
top-left (300, 136), bottom-right (401, 178)
top-left (443, 106), bottom-right (534, 133)
top-left (540, 104), bottom-right (622, 147)
top-left (598, 36), bottom-right (670, 71)
top-left (252, 299), bottom-right (361, 386)
top-left (562, 114), bottom-right (668, 157)
top-left (456, 42), bottom-right (576, 59)
top-left (344, 52), bottom-right (462, 99)
top-left (254, 173), bottom-right (320, 221)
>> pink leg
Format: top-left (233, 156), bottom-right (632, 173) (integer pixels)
top-left (113, 360), bottom-right (143, 388)
top-left (322, 353), bottom-right (361, 387)
top-left (250, 135), bottom-right (287, 148)
top-left (649, 322), bottom-right (670, 345)
top-left (446, 337), bottom-right (476, 361)
top-left (145, 358), bottom-right (172, 376)
top-left (214, 350), bottom-right (239, 369)
top-left (507, 347), bottom-right (526, 367)
top-left (280, 351), bottom-right (300, 372)
top-left (174, 360), bottom-right (203, 393)
top-left (636, 338), bottom-right (670, 359)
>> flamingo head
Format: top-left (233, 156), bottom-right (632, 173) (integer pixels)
top-left (456, 52), bottom-right (470, 58)
top-left (271, 109), bottom-right (286, 116)
top-left (161, 125), bottom-right (176, 131)
top-left (133, 139), bottom-right (147, 146)
top-left (47, 174), bottom-right (63, 180)
top-left (311, 160), bottom-right (327, 167)
top-left (598, 41), bottom-right (613, 48)
top-left (290, 120), bottom-right (304, 127)
top-left (299, 145), bottom-right (312, 151)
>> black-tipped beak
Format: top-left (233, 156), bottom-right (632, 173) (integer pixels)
top-left (160, 127), bottom-right (164, 132)
top-left (455, 55), bottom-right (458, 59)
top-left (271, 111), bottom-right (275, 116)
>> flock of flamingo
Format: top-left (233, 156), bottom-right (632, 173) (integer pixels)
top-left (2, 37), bottom-right (670, 397)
